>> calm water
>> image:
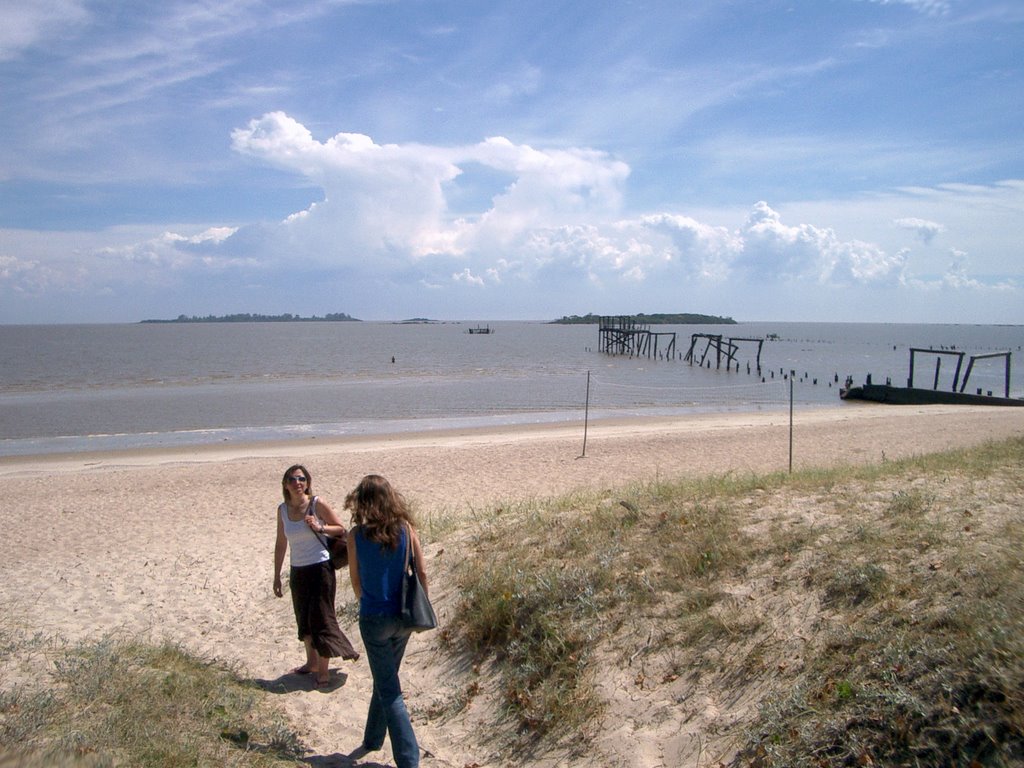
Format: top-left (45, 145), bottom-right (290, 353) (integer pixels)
top-left (1, 321), bottom-right (1022, 456)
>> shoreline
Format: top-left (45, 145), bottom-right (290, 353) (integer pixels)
top-left (2, 402), bottom-right (1021, 482)
top-left (1, 402), bottom-right (1020, 471)
top-left (0, 398), bottom-right (800, 462)
top-left (0, 408), bottom-right (787, 473)
top-left (0, 404), bottom-right (921, 475)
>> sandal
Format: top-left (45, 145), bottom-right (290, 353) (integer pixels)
top-left (291, 665), bottom-right (313, 675)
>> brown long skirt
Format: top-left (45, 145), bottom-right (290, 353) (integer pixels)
top-left (289, 560), bottom-right (359, 661)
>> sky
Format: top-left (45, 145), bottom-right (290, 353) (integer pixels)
top-left (1, 0), bottom-right (1022, 324)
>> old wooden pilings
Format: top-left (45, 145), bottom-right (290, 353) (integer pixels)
top-left (683, 334), bottom-right (764, 373)
top-left (598, 316), bottom-right (677, 359)
top-left (908, 347), bottom-right (1013, 397)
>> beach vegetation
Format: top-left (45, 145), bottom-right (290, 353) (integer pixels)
top-left (442, 437), bottom-right (1024, 764)
top-left (0, 633), bottom-right (303, 767)
top-left (550, 311), bottom-right (736, 325)
top-left (140, 312), bottom-right (358, 323)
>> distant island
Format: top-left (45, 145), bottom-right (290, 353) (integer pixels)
top-left (551, 312), bottom-right (736, 325)
top-left (141, 312), bottom-right (359, 323)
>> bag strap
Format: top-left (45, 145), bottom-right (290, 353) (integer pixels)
top-left (309, 496), bottom-right (330, 549)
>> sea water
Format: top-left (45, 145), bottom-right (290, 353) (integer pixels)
top-left (1, 321), bottom-right (1021, 456)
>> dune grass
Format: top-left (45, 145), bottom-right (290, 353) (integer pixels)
top-left (442, 473), bottom-right (793, 738)
top-left (0, 633), bottom-right (304, 767)
top-left (742, 445), bottom-right (1024, 767)
top-left (442, 437), bottom-right (1024, 764)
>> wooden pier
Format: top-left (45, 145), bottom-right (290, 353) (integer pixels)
top-left (683, 333), bottom-right (764, 373)
top-left (598, 316), bottom-right (676, 359)
top-left (907, 347), bottom-right (1011, 396)
top-left (841, 347), bottom-right (1021, 406)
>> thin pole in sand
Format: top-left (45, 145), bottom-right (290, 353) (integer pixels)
top-left (789, 375), bottom-right (794, 473)
top-left (579, 370), bottom-right (591, 459)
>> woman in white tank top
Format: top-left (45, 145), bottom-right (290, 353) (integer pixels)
top-left (273, 464), bottom-right (359, 687)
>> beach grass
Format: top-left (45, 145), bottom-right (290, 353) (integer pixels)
top-left (443, 437), bottom-right (1024, 764)
top-left (0, 633), bottom-right (304, 767)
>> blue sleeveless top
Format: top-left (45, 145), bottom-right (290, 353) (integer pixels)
top-left (353, 525), bottom-right (407, 616)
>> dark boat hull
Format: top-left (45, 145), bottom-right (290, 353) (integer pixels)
top-left (841, 383), bottom-right (1024, 407)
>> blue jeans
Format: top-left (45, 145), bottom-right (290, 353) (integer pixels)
top-left (359, 614), bottom-right (418, 768)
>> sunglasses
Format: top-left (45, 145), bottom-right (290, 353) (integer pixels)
top-left (286, 475), bottom-right (308, 484)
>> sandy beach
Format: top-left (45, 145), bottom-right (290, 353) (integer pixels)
top-left (2, 404), bottom-right (1023, 767)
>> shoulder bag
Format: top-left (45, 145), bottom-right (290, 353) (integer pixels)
top-left (401, 524), bottom-right (437, 632)
top-left (310, 496), bottom-right (348, 570)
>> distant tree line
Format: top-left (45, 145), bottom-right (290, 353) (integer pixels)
top-left (551, 312), bottom-right (737, 325)
top-left (141, 312), bottom-right (359, 323)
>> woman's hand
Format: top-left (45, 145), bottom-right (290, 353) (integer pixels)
top-left (304, 514), bottom-right (323, 533)
top-left (273, 574), bottom-right (283, 598)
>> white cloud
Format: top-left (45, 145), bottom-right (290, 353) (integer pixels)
top-left (942, 249), bottom-right (980, 289)
top-left (232, 111), bottom-right (463, 258)
top-left (0, 248), bottom-right (89, 294)
top-left (635, 214), bottom-right (739, 281)
top-left (97, 228), bottom-right (256, 273)
top-left (894, 217), bottom-right (944, 244)
top-left (452, 267), bottom-right (484, 286)
top-left (228, 115), bottom-right (916, 294)
top-left (2, 116), bottom-right (1017, 323)
top-left (230, 112), bottom-right (631, 264)
top-left (732, 202), bottom-right (906, 285)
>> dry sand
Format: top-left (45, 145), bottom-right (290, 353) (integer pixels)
top-left (2, 404), bottom-right (1023, 767)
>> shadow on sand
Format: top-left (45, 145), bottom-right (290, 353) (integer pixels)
top-left (253, 668), bottom-right (351, 694)
top-left (246, 671), bottom-right (392, 766)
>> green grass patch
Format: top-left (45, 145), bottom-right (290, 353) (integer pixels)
top-left (739, 437), bottom-right (1024, 767)
top-left (444, 473), bottom-right (792, 740)
top-left (444, 435), bottom-right (1024, 764)
top-left (0, 634), bottom-right (304, 767)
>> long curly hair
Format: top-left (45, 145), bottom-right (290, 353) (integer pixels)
top-left (344, 474), bottom-right (414, 550)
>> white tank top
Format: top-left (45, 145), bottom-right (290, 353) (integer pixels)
top-left (280, 497), bottom-right (330, 568)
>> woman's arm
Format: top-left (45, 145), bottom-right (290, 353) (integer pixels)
top-left (273, 509), bottom-right (287, 597)
top-left (348, 528), bottom-right (362, 600)
top-left (411, 526), bottom-right (429, 595)
top-left (311, 497), bottom-right (347, 534)
top-left (305, 497), bottom-right (347, 540)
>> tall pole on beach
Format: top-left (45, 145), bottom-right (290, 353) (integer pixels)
top-left (579, 370), bottom-right (591, 459)
top-left (788, 376), bottom-right (794, 473)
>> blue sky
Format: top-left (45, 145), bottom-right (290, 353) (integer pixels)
top-left (1, 0), bottom-right (1022, 324)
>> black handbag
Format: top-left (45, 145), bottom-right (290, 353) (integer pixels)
top-left (401, 525), bottom-right (437, 632)
top-left (310, 496), bottom-right (348, 570)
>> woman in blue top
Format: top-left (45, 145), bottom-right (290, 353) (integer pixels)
top-left (346, 474), bottom-right (429, 768)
